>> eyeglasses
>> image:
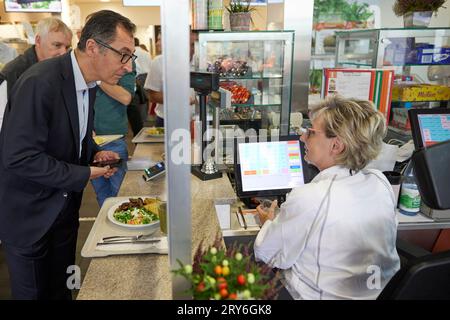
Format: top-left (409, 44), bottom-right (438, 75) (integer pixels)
top-left (299, 127), bottom-right (322, 139)
top-left (299, 127), bottom-right (336, 139)
top-left (94, 38), bottom-right (137, 64)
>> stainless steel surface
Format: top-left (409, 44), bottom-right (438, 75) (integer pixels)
top-left (284, 0), bottom-right (314, 115)
top-left (161, 0), bottom-right (192, 300)
top-left (398, 221), bottom-right (450, 230)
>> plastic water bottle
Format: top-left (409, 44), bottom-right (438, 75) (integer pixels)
top-left (398, 162), bottom-right (421, 216)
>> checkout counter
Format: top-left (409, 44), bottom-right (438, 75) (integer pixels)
top-left (77, 142), bottom-right (236, 299)
top-left (77, 137), bottom-right (450, 299)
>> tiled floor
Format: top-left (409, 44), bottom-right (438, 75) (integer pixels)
top-left (0, 124), bottom-right (142, 300)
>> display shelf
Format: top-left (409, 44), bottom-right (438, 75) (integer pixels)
top-left (232, 103), bottom-right (282, 107)
top-left (335, 28), bottom-right (450, 69)
top-left (199, 31), bottom-right (294, 134)
top-left (218, 75), bottom-right (283, 80)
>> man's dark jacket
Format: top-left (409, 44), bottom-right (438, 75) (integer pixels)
top-left (0, 45), bottom-right (38, 99)
top-left (0, 52), bottom-right (98, 247)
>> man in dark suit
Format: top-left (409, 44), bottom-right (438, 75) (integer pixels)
top-left (0, 10), bottom-right (136, 300)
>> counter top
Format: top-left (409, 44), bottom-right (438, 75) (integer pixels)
top-left (77, 143), bottom-right (236, 300)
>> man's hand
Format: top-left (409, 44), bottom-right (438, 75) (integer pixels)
top-left (90, 151), bottom-right (120, 179)
top-left (89, 166), bottom-right (117, 179)
top-left (256, 200), bottom-right (278, 225)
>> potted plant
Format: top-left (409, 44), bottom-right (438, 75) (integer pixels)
top-left (393, 0), bottom-right (447, 28)
top-left (172, 237), bottom-right (281, 300)
top-left (342, 1), bottom-right (374, 29)
top-left (225, 0), bottom-right (255, 31)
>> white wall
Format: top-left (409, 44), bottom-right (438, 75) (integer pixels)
top-left (76, 3), bottom-right (160, 46)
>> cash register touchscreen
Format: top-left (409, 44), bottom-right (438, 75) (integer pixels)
top-left (409, 108), bottom-right (450, 149)
top-left (234, 136), bottom-right (311, 198)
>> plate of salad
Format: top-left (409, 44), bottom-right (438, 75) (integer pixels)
top-left (107, 197), bottom-right (161, 231)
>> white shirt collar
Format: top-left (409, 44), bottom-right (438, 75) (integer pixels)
top-left (70, 50), bottom-right (97, 91)
top-left (312, 165), bottom-right (352, 182)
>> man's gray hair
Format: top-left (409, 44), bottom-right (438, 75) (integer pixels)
top-left (35, 17), bottom-right (72, 38)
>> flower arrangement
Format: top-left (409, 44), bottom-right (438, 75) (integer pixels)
top-left (172, 237), bottom-right (280, 300)
top-left (393, 0), bottom-right (446, 16)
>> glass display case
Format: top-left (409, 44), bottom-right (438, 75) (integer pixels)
top-left (198, 31), bottom-right (294, 134)
top-left (335, 28), bottom-right (450, 70)
top-left (335, 28), bottom-right (450, 137)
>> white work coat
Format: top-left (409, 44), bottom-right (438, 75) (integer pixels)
top-left (254, 165), bottom-right (401, 300)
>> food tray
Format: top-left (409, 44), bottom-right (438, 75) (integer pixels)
top-left (81, 196), bottom-right (167, 258)
top-left (131, 127), bottom-right (165, 143)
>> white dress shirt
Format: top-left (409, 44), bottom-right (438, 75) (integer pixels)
top-left (134, 46), bottom-right (152, 76)
top-left (254, 165), bottom-right (401, 300)
top-left (144, 55), bottom-right (196, 119)
top-left (70, 50), bottom-right (96, 158)
top-left (0, 80), bottom-right (7, 130)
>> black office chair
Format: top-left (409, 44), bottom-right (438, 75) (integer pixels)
top-left (378, 249), bottom-right (450, 300)
top-left (378, 140), bottom-right (450, 300)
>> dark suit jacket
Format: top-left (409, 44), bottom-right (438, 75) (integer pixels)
top-left (0, 45), bottom-right (38, 100)
top-left (0, 52), bottom-right (98, 247)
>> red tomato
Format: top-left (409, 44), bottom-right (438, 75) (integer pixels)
top-left (196, 282), bottom-right (205, 292)
top-left (220, 288), bottom-right (228, 298)
top-left (218, 282), bottom-right (227, 290)
top-left (228, 293), bottom-right (237, 300)
top-left (237, 274), bottom-right (246, 286)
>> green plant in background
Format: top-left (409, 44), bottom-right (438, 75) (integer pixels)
top-left (393, 0), bottom-right (446, 16)
top-left (342, 1), bottom-right (373, 22)
top-left (31, 1), bottom-right (52, 9)
top-left (309, 69), bottom-right (323, 94)
top-left (313, 0), bottom-right (348, 22)
top-left (314, 0), bottom-right (374, 23)
top-left (225, 0), bottom-right (256, 13)
top-left (172, 237), bottom-right (280, 300)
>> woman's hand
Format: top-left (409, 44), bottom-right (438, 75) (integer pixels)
top-left (256, 200), bottom-right (278, 225)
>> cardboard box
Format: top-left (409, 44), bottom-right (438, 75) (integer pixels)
top-left (417, 47), bottom-right (450, 65)
top-left (391, 84), bottom-right (450, 102)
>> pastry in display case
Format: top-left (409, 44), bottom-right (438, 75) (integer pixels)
top-left (198, 31), bottom-right (294, 133)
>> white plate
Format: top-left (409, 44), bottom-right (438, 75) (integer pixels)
top-left (145, 128), bottom-right (165, 138)
top-left (107, 201), bottom-right (160, 232)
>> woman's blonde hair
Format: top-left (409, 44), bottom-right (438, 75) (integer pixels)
top-left (309, 95), bottom-right (386, 171)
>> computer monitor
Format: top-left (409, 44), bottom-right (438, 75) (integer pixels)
top-left (408, 108), bottom-right (450, 150)
top-left (234, 135), bottom-right (314, 198)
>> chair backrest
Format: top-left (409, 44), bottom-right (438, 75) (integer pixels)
top-left (378, 250), bottom-right (450, 300)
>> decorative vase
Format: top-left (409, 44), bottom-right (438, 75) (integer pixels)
top-left (403, 11), bottom-right (432, 28)
top-left (229, 12), bottom-right (251, 31)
